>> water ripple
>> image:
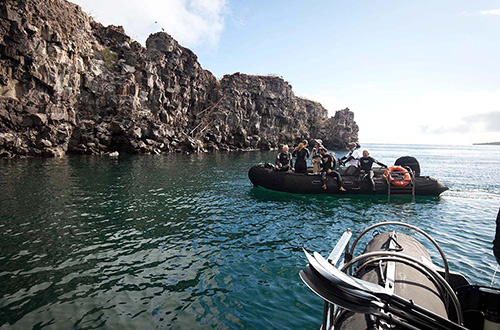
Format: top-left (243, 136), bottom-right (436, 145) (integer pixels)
top-left (1, 146), bottom-right (499, 329)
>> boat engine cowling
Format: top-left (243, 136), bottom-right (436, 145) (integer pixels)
top-left (394, 156), bottom-right (421, 176)
top-left (336, 232), bottom-right (448, 329)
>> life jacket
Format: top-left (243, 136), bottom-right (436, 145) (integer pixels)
top-left (321, 154), bottom-right (335, 171)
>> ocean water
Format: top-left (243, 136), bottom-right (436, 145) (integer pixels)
top-left (0, 144), bottom-right (499, 329)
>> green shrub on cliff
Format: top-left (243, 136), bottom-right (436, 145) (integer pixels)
top-left (102, 47), bottom-right (117, 69)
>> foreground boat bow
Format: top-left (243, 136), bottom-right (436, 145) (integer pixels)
top-left (300, 222), bottom-right (500, 329)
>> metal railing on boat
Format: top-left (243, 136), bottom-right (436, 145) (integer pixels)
top-left (387, 167), bottom-right (416, 196)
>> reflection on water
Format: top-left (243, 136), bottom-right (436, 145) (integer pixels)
top-left (0, 144), bottom-right (499, 329)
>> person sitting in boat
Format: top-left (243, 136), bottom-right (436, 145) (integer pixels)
top-left (292, 140), bottom-right (310, 174)
top-left (320, 147), bottom-right (346, 191)
top-left (275, 144), bottom-right (293, 171)
top-left (310, 139), bottom-right (323, 174)
top-left (359, 150), bottom-right (387, 191)
top-left (339, 142), bottom-right (361, 175)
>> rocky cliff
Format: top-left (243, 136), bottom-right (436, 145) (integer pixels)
top-left (0, 0), bottom-right (358, 158)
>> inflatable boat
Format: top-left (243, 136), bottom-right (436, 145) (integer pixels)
top-left (248, 156), bottom-right (448, 196)
top-left (300, 222), bottom-right (500, 329)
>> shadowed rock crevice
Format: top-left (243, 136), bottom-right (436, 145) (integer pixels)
top-left (0, 0), bottom-right (358, 158)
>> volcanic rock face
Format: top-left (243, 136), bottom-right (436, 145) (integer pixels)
top-left (201, 73), bottom-right (328, 151)
top-left (0, 0), bottom-right (358, 158)
top-left (318, 108), bottom-right (359, 149)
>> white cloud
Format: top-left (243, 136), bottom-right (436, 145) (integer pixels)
top-left (480, 9), bottom-right (500, 15)
top-left (423, 112), bottom-right (500, 134)
top-left (367, 89), bottom-right (500, 145)
top-left (305, 88), bottom-right (500, 145)
top-left (70, 0), bottom-right (228, 47)
top-left (299, 93), bottom-right (348, 116)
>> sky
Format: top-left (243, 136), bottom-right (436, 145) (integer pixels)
top-left (69, 0), bottom-right (500, 145)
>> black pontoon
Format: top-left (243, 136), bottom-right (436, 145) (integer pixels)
top-left (248, 156), bottom-right (448, 196)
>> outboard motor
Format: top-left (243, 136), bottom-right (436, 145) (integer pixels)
top-left (394, 156), bottom-right (421, 176)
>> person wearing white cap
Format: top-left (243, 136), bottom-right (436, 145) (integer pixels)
top-left (310, 139), bottom-right (323, 174)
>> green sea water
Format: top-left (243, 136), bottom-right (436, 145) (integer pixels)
top-left (1, 144), bottom-right (499, 329)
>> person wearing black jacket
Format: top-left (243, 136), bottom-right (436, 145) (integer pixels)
top-left (359, 150), bottom-right (387, 191)
top-left (320, 147), bottom-right (346, 191)
top-left (494, 208), bottom-right (500, 265)
top-left (275, 144), bottom-right (293, 171)
top-left (292, 140), bottom-right (310, 174)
